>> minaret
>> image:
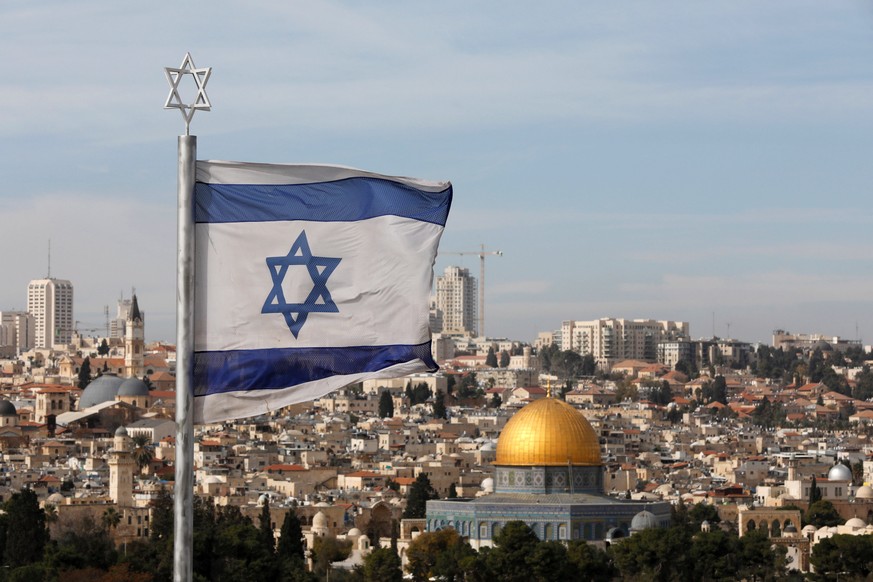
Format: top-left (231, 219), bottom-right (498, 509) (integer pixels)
top-left (124, 294), bottom-right (144, 379)
top-left (109, 426), bottom-right (136, 506)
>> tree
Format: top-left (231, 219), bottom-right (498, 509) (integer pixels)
top-left (3, 488), bottom-right (48, 568)
top-left (485, 347), bottom-right (498, 368)
top-left (456, 373), bottom-right (479, 399)
top-left (405, 528), bottom-right (475, 582)
top-left (311, 536), bottom-right (351, 579)
top-left (654, 380), bottom-right (673, 406)
top-left (259, 499), bottom-right (275, 552)
top-left (362, 546), bottom-right (402, 582)
top-left (403, 473), bottom-right (439, 519)
top-left (277, 509), bottom-right (305, 563)
top-left (811, 534), bottom-right (873, 579)
top-left (550, 350), bottom-right (585, 387)
top-left (499, 350), bottom-right (510, 368)
top-left (77, 357), bottom-right (92, 389)
top-left (130, 433), bottom-right (154, 474)
top-left (703, 375), bottom-right (728, 404)
top-left (432, 390), bottom-right (447, 420)
top-left (489, 393), bottom-right (502, 408)
top-left (610, 526), bottom-right (693, 581)
top-left (853, 365), bottom-right (873, 400)
top-left (688, 502), bottom-right (720, 528)
top-left (101, 506), bottom-right (121, 532)
top-left (46, 513), bottom-right (118, 574)
top-left (482, 521), bottom-right (540, 582)
top-left (809, 475), bottom-right (823, 504)
top-left (805, 500), bottom-right (841, 528)
top-left (97, 338), bottom-right (110, 356)
top-left (448, 483), bottom-right (458, 499)
top-left (565, 540), bottom-right (615, 581)
top-left (378, 390), bottom-right (394, 418)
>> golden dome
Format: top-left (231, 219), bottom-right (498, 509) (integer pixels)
top-left (495, 397), bottom-right (601, 466)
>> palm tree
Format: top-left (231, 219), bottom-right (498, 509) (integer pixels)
top-left (102, 506), bottom-right (121, 532)
top-left (131, 434), bottom-right (154, 474)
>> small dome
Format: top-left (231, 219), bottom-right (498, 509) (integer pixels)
top-left (79, 374), bottom-right (125, 409)
top-left (802, 525), bottom-right (818, 534)
top-left (815, 340), bottom-right (834, 352)
top-left (496, 397), bottom-right (601, 466)
top-left (313, 511), bottom-right (328, 527)
top-left (605, 527), bottom-right (625, 541)
top-left (0, 400), bottom-right (16, 416)
top-left (480, 477), bottom-right (494, 493)
top-left (846, 517), bottom-right (866, 529)
top-left (783, 523), bottom-right (798, 533)
top-left (46, 492), bottom-right (65, 504)
top-left (347, 527), bottom-right (362, 537)
top-left (257, 493), bottom-right (269, 507)
top-left (828, 464), bottom-right (853, 482)
top-left (118, 378), bottom-right (150, 397)
top-left (631, 510), bottom-right (658, 532)
top-left (857, 486), bottom-right (873, 499)
top-left (115, 425), bottom-right (128, 437)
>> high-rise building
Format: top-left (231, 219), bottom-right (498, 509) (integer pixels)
top-left (110, 297), bottom-right (133, 339)
top-left (0, 311), bottom-right (35, 356)
top-left (27, 278), bottom-right (74, 349)
top-left (433, 266), bottom-right (477, 336)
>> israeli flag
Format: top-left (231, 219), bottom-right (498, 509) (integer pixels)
top-left (193, 161), bottom-right (452, 423)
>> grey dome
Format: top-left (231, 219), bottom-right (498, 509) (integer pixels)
top-left (115, 425), bottom-right (128, 437)
top-left (0, 400), bottom-right (16, 416)
top-left (118, 378), bottom-right (150, 397)
top-left (605, 527), bottom-right (625, 541)
top-left (631, 510), bottom-right (658, 532)
top-left (79, 374), bottom-right (125, 409)
top-left (828, 464), bottom-right (853, 482)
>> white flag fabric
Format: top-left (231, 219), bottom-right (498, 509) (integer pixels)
top-left (193, 161), bottom-right (452, 423)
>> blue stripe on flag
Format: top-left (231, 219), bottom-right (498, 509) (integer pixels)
top-left (193, 343), bottom-right (438, 396)
top-left (195, 178), bottom-right (452, 226)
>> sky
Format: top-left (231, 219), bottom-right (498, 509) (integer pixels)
top-left (1, 1), bottom-right (872, 346)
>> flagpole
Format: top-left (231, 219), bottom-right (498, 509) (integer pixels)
top-left (163, 52), bottom-right (211, 582)
top-left (174, 134), bottom-right (196, 582)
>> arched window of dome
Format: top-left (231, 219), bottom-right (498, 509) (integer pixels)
top-left (544, 523), bottom-right (553, 540)
top-left (479, 522), bottom-right (488, 539)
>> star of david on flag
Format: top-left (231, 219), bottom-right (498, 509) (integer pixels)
top-left (192, 161), bottom-right (452, 423)
top-left (262, 231), bottom-right (340, 338)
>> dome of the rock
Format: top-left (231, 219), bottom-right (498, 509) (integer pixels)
top-left (495, 397), bottom-right (601, 466)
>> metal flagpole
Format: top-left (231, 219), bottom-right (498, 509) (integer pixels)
top-left (163, 53), bottom-right (212, 582)
top-left (175, 133), bottom-right (196, 582)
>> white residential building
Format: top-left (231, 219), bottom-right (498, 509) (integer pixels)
top-left (433, 266), bottom-right (477, 336)
top-left (0, 311), bottom-right (35, 356)
top-left (26, 278), bottom-right (74, 349)
top-left (561, 317), bottom-right (689, 370)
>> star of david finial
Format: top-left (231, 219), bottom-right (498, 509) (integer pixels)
top-left (163, 52), bottom-right (212, 135)
top-left (262, 231), bottom-right (341, 338)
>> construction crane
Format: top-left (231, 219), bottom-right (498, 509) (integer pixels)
top-left (440, 244), bottom-right (503, 338)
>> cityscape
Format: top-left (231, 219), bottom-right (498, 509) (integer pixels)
top-left (2, 3), bottom-right (873, 582)
top-left (1, 266), bottom-right (873, 580)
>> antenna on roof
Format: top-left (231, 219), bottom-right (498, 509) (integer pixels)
top-left (47, 239), bottom-right (51, 278)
